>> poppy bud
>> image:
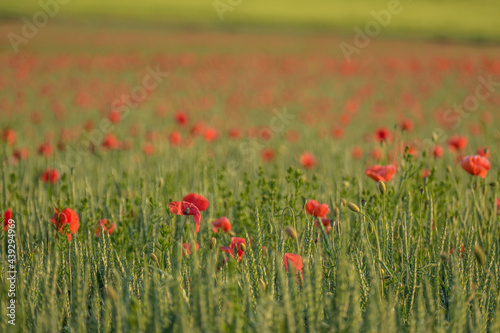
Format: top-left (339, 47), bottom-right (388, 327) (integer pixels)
top-left (432, 132), bottom-right (438, 143)
top-left (473, 245), bottom-right (486, 267)
top-left (285, 226), bottom-right (298, 240)
top-left (228, 231), bottom-right (236, 237)
top-left (150, 253), bottom-right (160, 267)
top-left (240, 243), bottom-right (246, 252)
top-left (209, 237), bottom-right (217, 249)
top-left (378, 181), bottom-right (386, 195)
top-left (446, 166), bottom-right (452, 174)
top-left (347, 202), bottom-right (360, 213)
top-left (343, 181), bottom-right (350, 189)
top-left (332, 207), bottom-right (340, 218)
top-left (341, 198), bottom-right (347, 207)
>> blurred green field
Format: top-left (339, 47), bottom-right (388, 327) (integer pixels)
top-left (1, 0), bottom-right (500, 42)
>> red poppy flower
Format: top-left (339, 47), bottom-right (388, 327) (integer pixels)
top-left (375, 127), bottom-right (391, 143)
top-left (142, 142), bottom-right (155, 155)
top-left (221, 237), bottom-right (246, 261)
top-left (476, 146), bottom-right (490, 160)
top-left (300, 152), bottom-right (317, 169)
top-left (41, 168), bottom-right (60, 184)
top-left (286, 130), bottom-right (300, 143)
top-left (108, 110), bottom-right (121, 124)
top-left (422, 169), bottom-right (431, 178)
top-left (3, 208), bottom-right (12, 232)
top-left (50, 208), bottom-right (80, 241)
top-left (314, 218), bottom-right (331, 232)
top-left (433, 145), bottom-right (444, 158)
top-left (13, 148), bottom-right (29, 161)
top-left (461, 155), bottom-right (491, 179)
top-left (284, 253), bottom-right (303, 277)
top-left (447, 135), bottom-right (467, 152)
top-left (211, 216), bottom-right (231, 233)
top-left (228, 129), bottom-right (241, 140)
top-left (370, 147), bottom-right (382, 160)
top-left (168, 201), bottom-right (201, 233)
top-left (37, 142), bottom-right (53, 157)
top-left (102, 133), bottom-right (120, 150)
top-left (351, 146), bottom-right (363, 159)
top-left (182, 242), bottom-right (200, 255)
top-left (261, 148), bottom-right (275, 162)
top-left (169, 131), bottom-right (182, 147)
top-left (183, 193), bottom-right (209, 211)
top-left (203, 128), bottom-right (218, 142)
top-left (95, 219), bottom-right (115, 237)
top-left (2, 128), bottom-right (16, 146)
top-left (305, 200), bottom-right (330, 218)
top-left (365, 165), bottom-right (397, 182)
top-left (401, 119), bottom-right (414, 132)
top-left (175, 111), bottom-right (188, 126)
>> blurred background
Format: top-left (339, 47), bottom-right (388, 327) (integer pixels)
top-left (1, 0), bottom-right (500, 43)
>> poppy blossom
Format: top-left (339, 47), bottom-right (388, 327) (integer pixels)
top-left (211, 216), bottom-right (231, 233)
top-left (365, 165), bottom-right (397, 182)
top-left (370, 147), bottom-right (382, 160)
top-left (284, 253), bottom-right (303, 278)
top-left (169, 131), bottom-right (182, 146)
top-left (183, 193), bottom-right (209, 211)
top-left (203, 128), bottom-right (218, 142)
top-left (375, 127), bottom-right (391, 143)
top-left (2, 128), bottom-right (16, 145)
top-left (175, 111), bottom-right (188, 126)
top-left (102, 133), bottom-right (120, 150)
top-left (142, 142), bottom-right (155, 155)
top-left (261, 148), bottom-right (275, 162)
top-left (351, 146), bottom-right (363, 159)
top-left (476, 146), bottom-right (490, 159)
top-left (422, 169), bottom-right (431, 178)
top-left (3, 208), bottom-right (12, 232)
top-left (41, 168), bottom-right (60, 184)
top-left (95, 219), bottom-right (115, 237)
top-left (228, 128), bottom-right (241, 140)
top-left (221, 237), bottom-right (246, 261)
top-left (433, 145), bottom-right (444, 158)
top-left (305, 200), bottom-right (330, 218)
top-left (13, 148), bottom-right (29, 161)
top-left (300, 152), bottom-right (317, 169)
top-left (168, 201), bottom-right (201, 233)
top-left (182, 242), bottom-right (200, 255)
top-left (37, 142), bottom-right (53, 157)
top-left (50, 208), bottom-right (80, 241)
top-left (461, 155), bottom-right (491, 179)
top-left (447, 135), bottom-right (467, 152)
top-left (401, 119), bottom-right (414, 132)
top-left (108, 110), bottom-right (121, 124)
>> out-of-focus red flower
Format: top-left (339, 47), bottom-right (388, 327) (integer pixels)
top-left (37, 142), bottom-right (53, 157)
top-left (102, 133), bottom-right (120, 150)
top-left (300, 152), bottom-right (317, 169)
top-left (41, 168), bottom-right (60, 184)
top-left (211, 216), bottom-right (231, 233)
top-left (286, 130), bottom-right (300, 143)
top-left (168, 201), bottom-right (201, 233)
top-left (204, 128), bottom-right (218, 142)
top-left (401, 119), bottom-right (414, 132)
top-left (169, 131), bottom-right (182, 146)
top-left (2, 128), bottom-right (16, 146)
top-left (305, 200), bottom-right (330, 218)
top-left (261, 148), bottom-right (275, 162)
top-left (50, 208), bottom-right (80, 241)
top-left (284, 253), bottom-right (303, 278)
top-left (375, 127), bottom-right (391, 143)
top-left (190, 122), bottom-right (206, 136)
top-left (332, 127), bottom-right (344, 139)
top-left (461, 155), bottom-right (491, 179)
top-left (365, 165), bottom-right (397, 182)
top-left (370, 147), bottom-right (382, 160)
top-left (447, 135), bottom-right (467, 152)
top-left (228, 128), bottom-right (241, 140)
top-left (3, 208), bottom-right (12, 232)
top-left (183, 193), bottom-right (209, 211)
top-left (422, 169), bottom-right (431, 178)
top-left (221, 237), bottom-right (246, 261)
top-left (433, 145), bottom-right (444, 158)
top-left (142, 142), bottom-right (155, 155)
top-left (175, 111), bottom-right (188, 126)
top-left (84, 120), bottom-right (94, 132)
top-left (95, 219), bottom-right (115, 237)
top-left (13, 148), bottom-right (29, 161)
top-left (476, 146), bottom-right (490, 159)
top-left (351, 146), bottom-right (363, 159)
top-left (109, 110), bottom-right (121, 124)
top-left (182, 242), bottom-right (200, 255)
